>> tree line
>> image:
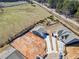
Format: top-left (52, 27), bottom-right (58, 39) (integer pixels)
top-left (35, 0), bottom-right (79, 18)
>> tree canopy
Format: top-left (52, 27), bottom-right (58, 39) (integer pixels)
top-left (47, 0), bottom-right (79, 17)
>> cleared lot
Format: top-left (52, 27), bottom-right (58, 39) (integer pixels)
top-left (0, 3), bottom-right (51, 43)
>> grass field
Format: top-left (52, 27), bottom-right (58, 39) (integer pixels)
top-left (0, 3), bottom-right (51, 43)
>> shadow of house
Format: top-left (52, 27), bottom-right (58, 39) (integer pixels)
top-left (66, 38), bottom-right (79, 46)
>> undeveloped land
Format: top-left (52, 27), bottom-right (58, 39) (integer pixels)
top-left (0, 3), bottom-right (51, 43)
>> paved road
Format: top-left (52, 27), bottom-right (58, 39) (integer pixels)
top-left (0, 1), bottom-right (27, 8)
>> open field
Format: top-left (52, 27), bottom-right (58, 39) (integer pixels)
top-left (0, 3), bottom-right (51, 43)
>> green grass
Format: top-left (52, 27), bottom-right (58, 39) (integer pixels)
top-left (0, 3), bottom-right (51, 43)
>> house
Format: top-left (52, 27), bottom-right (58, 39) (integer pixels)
top-left (11, 32), bottom-right (46, 59)
top-left (0, 24), bottom-right (79, 59)
top-left (0, 26), bottom-right (47, 59)
top-left (51, 28), bottom-right (79, 59)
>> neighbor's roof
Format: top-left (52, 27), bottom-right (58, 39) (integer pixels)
top-left (11, 32), bottom-right (46, 59)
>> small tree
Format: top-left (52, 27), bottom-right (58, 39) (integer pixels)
top-left (56, 0), bottom-right (64, 13)
top-left (75, 7), bottom-right (79, 18)
top-left (47, 0), bottom-right (58, 8)
top-left (62, 0), bottom-right (79, 17)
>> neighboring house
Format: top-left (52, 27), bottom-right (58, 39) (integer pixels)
top-left (58, 29), bottom-right (79, 45)
top-left (0, 26), bottom-right (46, 59)
top-left (11, 32), bottom-right (46, 59)
top-left (52, 29), bottom-right (79, 59)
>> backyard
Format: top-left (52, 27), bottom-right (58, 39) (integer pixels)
top-left (0, 3), bottom-right (51, 43)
